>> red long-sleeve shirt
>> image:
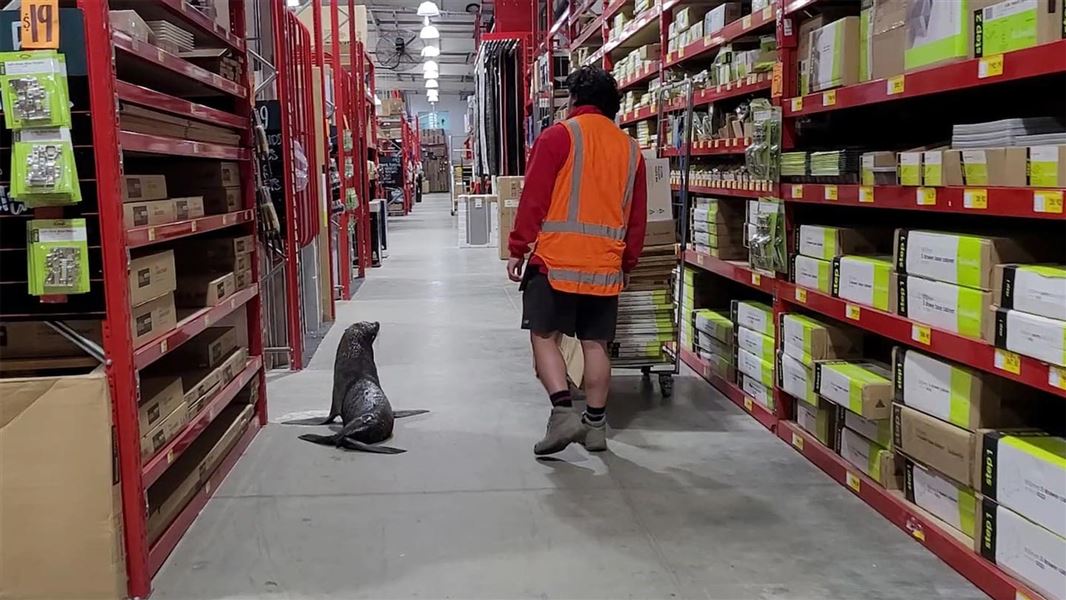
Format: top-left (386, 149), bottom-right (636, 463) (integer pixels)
top-left (509, 106), bottom-right (647, 273)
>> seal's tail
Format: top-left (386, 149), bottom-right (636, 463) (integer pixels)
top-left (298, 433), bottom-right (340, 445)
top-left (338, 438), bottom-right (406, 454)
top-left (393, 410), bottom-right (430, 419)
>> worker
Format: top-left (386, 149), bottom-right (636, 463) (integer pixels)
top-left (506, 66), bottom-right (647, 455)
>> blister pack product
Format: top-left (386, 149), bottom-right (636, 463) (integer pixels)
top-left (745, 99), bottom-right (780, 182)
top-left (10, 127), bottom-right (82, 206)
top-left (0, 51), bottom-right (72, 130)
top-left (27, 218), bottom-right (90, 295)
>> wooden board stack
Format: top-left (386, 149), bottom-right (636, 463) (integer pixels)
top-left (610, 244), bottom-right (676, 366)
top-left (148, 20), bottom-right (195, 53)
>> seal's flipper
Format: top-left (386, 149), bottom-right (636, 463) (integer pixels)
top-left (283, 417), bottom-right (333, 426)
top-left (298, 433), bottom-right (340, 445)
top-left (338, 437), bottom-right (406, 454)
top-left (393, 410), bottom-right (430, 419)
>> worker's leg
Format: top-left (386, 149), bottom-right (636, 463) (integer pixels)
top-left (530, 331), bottom-right (568, 396)
top-left (578, 340), bottom-right (610, 451)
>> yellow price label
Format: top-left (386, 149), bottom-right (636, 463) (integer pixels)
top-left (1034, 190), bottom-right (1064, 214)
top-left (995, 349), bottom-right (1022, 375)
top-left (978, 54), bottom-right (1004, 79)
top-left (744, 396), bottom-right (754, 412)
top-left (790, 184), bottom-right (804, 198)
top-left (790, 97), bottom-right (803, 112)
top-left (887, 75), bottom-right (905, 95)
top-left (771, 61), bottom-right (783, 98)
top-left (911, 324), bottom-right (931, 345)
top-left (917, 187), bottom-right (937, 206)
top-left (679, 46), bottom-right (686, 58)
top-left (964, 188), bottom-right (988, 210)
top-left (20, 0), bottom-right (59, 49)
top-left (696, 254), bottom-right (705, 266)
top-left (822, 90), bottom-right (837, 106)
top-left (1016, 592), bottom-right (1032, 600)
top-left (911, 526), bottom-right (926, 542)
top-left (824, 185), bottom-right (838, 201)
top-left (846, 471), bottom-right (861, 493)
top-left (762, 6), bottom-right (773, 20)
top-left (845, 304), bottom-right (861, 320)
top-left (791, 431), bottom-right (804, 450)
top-left (160, 339), bottom-right (168, 353)
top-left (1048, 366), bottom-right (1066, 391)
top-left (166, 450), bottom-right (175, 464)
top-left (742, 15), bottom-right (752, 29)
top-left (751, 272), bottom-right (762, 286)
top-left (859, 186), bottom-right (874, 203)
top-left (795, 287), bottom-right (807, 303)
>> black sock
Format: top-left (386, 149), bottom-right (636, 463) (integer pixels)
top-left (549, 390), bottom-right (572, 408)
top-left (583, 405), bottom-right (605, 425)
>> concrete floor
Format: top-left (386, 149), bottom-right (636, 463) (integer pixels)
top-left (153, 193), bottom-right (985, 600)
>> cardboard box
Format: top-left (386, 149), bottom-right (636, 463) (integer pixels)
top-left (989, 307), bottom-right (1066, 367)
top-left (894, 229), bottom-right (1036, 291)
top-left (124, 199), bottom-right (176, 228)
top-left (215, 346), bottom-right (249, 386)
top-left (898, 274), bottom-right (992, 340)
top-left (779, 349), bottom-right (818, 406)
top-left (844, 409), bottom-right (892, 447)
top-left (977, 499), bottom-right (1066, 600)
top-left (737, 326), bottom-right (774, 365)
top-left (231, 234), bottom-right (254, 255)
top-left (1028, 145), bottom-right (1066, 188)
top-left (693, 309), bottom-right (734, 345)
top-left (893, 346), bottom-right (1024, 431)
top-left (972, 0), bottom-right (1064, 57)
top-left (160, 161), bottom-right (240, 190)
top-left (893, 403), bottom-right (976, 486)
top-left (643, 219), bottom-right (676, 246)
top-left (173, 196), bottom-right (205, 221)
top-left (905, 460), bottom-right (978, 539)
top-left (140, 401), bottom-right (189, 458)
top-left (839, 426), bottom-right (901, 488)
top-left (780, 312), bottom-right (863, 362)
top-left (138, 375), bottom-right (184, 434)
top-left (832, 255), bottom-right (897, 312)
top-left (175, 271), bottom-right (235, 308)
top-left (796, 396), bottom-right (840, 449)
top-left (122, 174), bottom-right (168, 202)
top-left (960, 148), bottom-right (1028, 187)
top-left (131, 292), bottom-right (177, 347)
top-left (737, 347), bottom-right (774, 387)
top-left (200, 403), bottom-right (255, 483)
top-left (110, 9), bottom-right (151, 42)
top-left (797, 225), bottom-right (885, 261)
top-left (740, 374), bottom-right (773, 408)
top-left (992, 263), bottom-right (1066, 321)
top-left (921, 149), bottom-right (946, 186)
top-left (793, 254), bottom-right (833, 294)
top-left (904, 0), bottom-right (971, 71)
top-left (704, 3), bottom-right (741, 34)
top-left (898, 151), bottom-right (923, 186)
top-left (645, 157), bottom-right (672, 222)
top-left (817, 360), bottom-right (894, 419)
top-left (201, 186), bottom-right (242, 214)
top-left (235, 268), bottom-right (253, 290)
top-left (0, 370), bottom-right (126, 600)
top-left (173, 327), bottom-right (238, 370)
top-left (129, 250), bottom-right (177, 307)
top-left (731, 300), bottom-right (774, 337)
top-left (495, 176), bottom-right (524, 202)
top-left (0, 320), bottom-right (102, 359)
top-left (977, 431), bottom-right (1066, 538)
top-left (870, 0), bottom-right (907, 80)
top-left (862, 151), bottom-right (898, 185)
top-left (808, 17), bottom-right (861, 92)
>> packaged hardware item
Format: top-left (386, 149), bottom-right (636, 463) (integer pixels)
top-left (737, 347), bottom-right (774, 387)
top-left (747, 198), bottom-right (785, 274)
top-left (991, 264), bottom-right (1066, 321)
top-left (780, 313), bottom-right (862, 362)
top-left (138, 376), bottom-right (184, 435)
top-left (972, 0), bottom-right (1064, 57)
top-left (976, 432), bottom-right (1066, 538)
top-left (10, 128), bottom-right (82, 206)
top-left (131, 293), bottom-right (177, 347)
top-left (798, 225), bottom-right (885, 261)
top-left (737, 326), bottom-right (774, 365)
top-left (838, 426), bottom-right (900, 488)
top-left (731, 300), bottom-right (774, 337)
top-left (989, 307), bottom-right (1066, 367)
top-left (898, 275), bottom-right (992, 340)
top-left (816, 360), bottom-right (893, 419)
top-left (745, 100), bottom-right (780, 183)
top-left (894, 229), bottom-right (1036, 291)
top-left (904, 460), bottom-right (978, 539)
top-left (904, 0), bottom-right (970, 71)
top-left (795, 397), bottom-right (840, 450)
top-left (778, 349), bottom-right (818, 406)
top-left (976, 499), bottom-right (1066, 600)
top-left (26, 219), bottom-right (90, 296)
top-left (792, 254), bottom-right (832, 293)
top-left (832, 255), bottom-right (896, 312)
top-left (128, 250), bottom-right (177, 307)
top-left (0, 51), bottom-right (72, 130)
top-left (807, 17), bottom-right (861, 92)
top-left (893, 403), bottom-right (977, 486)
top-left (741, 375), bottom-right (773, 409)
top-left (693, 309), bottom-right (734, 345)
top-left (843, 409), bottom-right (891, 447)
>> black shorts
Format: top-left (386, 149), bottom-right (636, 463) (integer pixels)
top-left (520, 265), bottom-right (618, 341)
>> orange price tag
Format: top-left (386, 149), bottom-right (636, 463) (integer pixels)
top-left (771, 61), bottom-right (783, 98)
top-left (20, 0), bottom-right (59, 49)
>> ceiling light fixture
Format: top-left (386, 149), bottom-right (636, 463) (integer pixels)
top-left (417, 1), bottom-right (440, 17)
top-left (421, 45), bottom-right (440, 57)
top-left (422, 60), bottom-right (439, 71)
top-left (419, 24), bottom-right (440, 39)
top-left (425, 79), bottom-right (439, 89)
top-left (423, 70), bottom-right (439, 79)
top-left (373, 94), bottom-right (382, 106)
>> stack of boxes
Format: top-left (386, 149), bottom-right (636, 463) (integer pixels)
top-left (612, 44), bottom-right (660, 84)
top-left (680, 268), bottom-right (696, 353)
top-left (796, 225), bottom-right (887, 296)
top-left (495, 176), bottom-right (524, 260)
top-left (175, 234), bottom-right (255, 309)
top-left (692, 307), bottom-right (734, 382)
top-left (989, 263), bottom-right (1066, 369)
top-left (128, 249), bottom-right (178, 348)
top-left (690, 197), bottom-right (745, 259)
top-left (733, 300), bottom-right (774, 411)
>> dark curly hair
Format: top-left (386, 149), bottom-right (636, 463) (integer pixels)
top-left (566, 66), bottom-right (621, 120)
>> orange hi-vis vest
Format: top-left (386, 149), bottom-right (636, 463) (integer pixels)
top-left (534, 113), bottom-right (641, 296)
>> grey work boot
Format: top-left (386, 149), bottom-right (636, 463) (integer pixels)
top-left (534, 407), bottom-right (586, 455)
top-left (581, 416), bottom-right (607, 452)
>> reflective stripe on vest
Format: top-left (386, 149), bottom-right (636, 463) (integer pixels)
top-left (547, 268), bottom-right (624, 288)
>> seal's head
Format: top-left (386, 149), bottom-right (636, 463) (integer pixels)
top-left (337, 321), bottom-right (381, 378)
top-left (345, 321), bottom-right (380, 346)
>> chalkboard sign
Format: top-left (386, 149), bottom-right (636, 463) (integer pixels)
top-left (378, 154), bottom-right (402, 188)
top-left (255, 100), bottom-right (286, 233)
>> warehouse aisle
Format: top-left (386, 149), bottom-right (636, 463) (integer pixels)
top-left (153, 193), bottom-right (983, 599)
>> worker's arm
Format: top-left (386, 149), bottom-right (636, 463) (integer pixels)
top-left (508, 125), bottom-right (569, 260)
top-left (622, 155), bottom-right (648, 273)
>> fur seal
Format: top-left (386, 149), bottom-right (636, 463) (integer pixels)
top-left (286, 321), bottom-right (427, 454)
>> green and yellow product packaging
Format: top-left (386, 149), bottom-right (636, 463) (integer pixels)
top-left (797, 225), bottom-right (884, 261)
top-left (843, 409), bottom-right (891, 447)
top-left (832, 255), bottom-right (897, 312)
top-left (26, 218), bottom-right (90, 296)
top-left (740, 374), bottom-right (773, 410)
top-left (839, 426), bottom-right (900, 488)
top-left (10, 127), bottom-right (82, 207)
top-left (904, 0), bottom-right (969, 71)
top-left (737, 347), bottom-right (774, 387)
top-left (861, 151), bottom-right (897, 186)
top-left (696, 329), bottom-right (731, 358)
top-left (736, 326), bottom-right (774, 365)
top-left (1027, 145), bottom-right (1066, 188)
top-left (808, 16), bottom-right (861, 92)
top-left (0, 51), bottom-right (72, 130)
top-left (894, 229), bottom-right (1036, 291)
top-left (795, 397), bottom-right (841, 450)
top-left (696, 346), bottom-right (735, 383)
top-left (898, 151), bottom-right (923, 186)
top-left (780, 312), bottom-right (863, 362)
top-left (816, 360), bottom-right (893, 419)
top-left (778, 349), bottom-right (818, 406)
top-left (992, 263), bottom-right (1066, 321)
top-left (977, 431), bottom-right (1066, 538)
top-left (922, 150), bottom-right (944, 186)
top-left (972, 0), bottom-right (1064, 58)
top-left (693, 309), bottom-right (734, 345)
top-left (989, 307), bottom-right (1066, 367)
top-left (898, 274), bottom-right (991, 340)
top-left (859, 0), bottom-right (872, 82)
top-left (976, 499), bottom-right (1066, 600)
top-left (959, 148), bottom-right (1028, 187)
top-left (731, 299), bottom-right (774, 338)
top-left (792, 254), bottom-right (833, 294)
top-left (905, 460), bottom-right (978, 539)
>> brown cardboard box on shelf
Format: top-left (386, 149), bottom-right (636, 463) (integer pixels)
top-left (124, 199), bottom-right (176, 228)
top-left (129, 250), bottom-right (177, 307)
top-left (870, 0), bottom-right (907, 80)
top-left (231, 234), bottom-right (255, 255)
top-left (173, 196), bottom-right (206, 221)
top-left (971, 0), bottom-right (1063, 58)
top-left (123, 174), bottom-right (168, 202)
top-left (0, 320), bottom-right (102, 359)
top-left (894, 229), bottom-right (1038, 291)
top-left (140, 400), bottom-right (189, 458)
top-left (179, 366), bottom-right (222, 411)
top-left (234, 253), bottom-right (251, 273)
top-left (131, 292), bottom-right (177, 347)
top-left (808, 17), bottom-right (861, 93)
top-left (215, 346), bottom-right (249, 385)
top-left (175, 271), bottom-right (235, 308)
top-left (199, 403), bottom-right (255, 484)
top-left (160, 161), bottom-right (241, 190)
top-left (200, 186), bottom-right (242, 214)
top-left (644, 220), bottom-right (676, 246)
top-left (171, 327), bottom-right (239, 370)
top-left (959, 148), bottom-right (1028, 187)
top-left (235, 268), bottom-right (253, 290)
top-left (0, 369), bottom-right (127, 600)
top-left (893, 403), bottom-right (978, 486)
top-left (496, 176), bottom-right (524, 260)
top-left (138, 375), bottom-right (184, 434)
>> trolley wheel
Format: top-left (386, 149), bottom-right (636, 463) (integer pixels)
top-left (658, 373), bottom-right (674, 397)
top-left (641, 366), bottom-right (651, 377)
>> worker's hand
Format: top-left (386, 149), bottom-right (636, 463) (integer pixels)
top-left (624, 273), bottom-right (631, 290)
top-left (507, 256), bottom-right (525, 282)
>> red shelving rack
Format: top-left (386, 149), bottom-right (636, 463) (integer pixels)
top-left (784, 183), bottom-right (1066, 219)
top-left (679, 348), bottom-right (779, 430)
top-left (76, 2), bottom-right (266, 597)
